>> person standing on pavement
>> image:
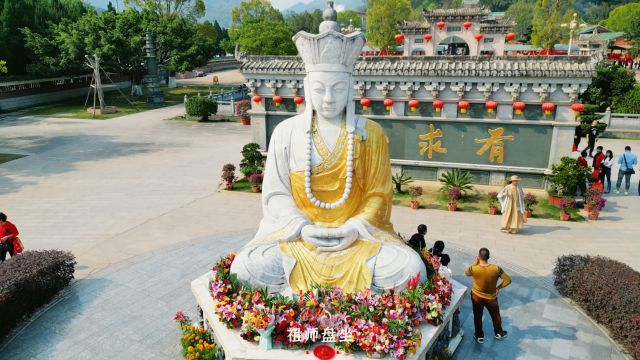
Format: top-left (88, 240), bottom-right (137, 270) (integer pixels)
top-left (408, 224), bottom-right (427, 254)
top-left (583, 120), bottom-right (599, 158)
top-left (0, 212), bottom-right (19, 262)
top-left (615, 146), bottom-right (637, 196)
top-left (572, 119), bottom-right (582, 152)
top-left (602, 150), bottom-right (614, 193)
top-left (465, 248), bottom-right (511, 344)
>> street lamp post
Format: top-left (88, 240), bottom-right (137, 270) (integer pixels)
top-left (568, 13), bottom-right (577, 56)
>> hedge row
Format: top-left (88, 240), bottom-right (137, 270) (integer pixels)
top-left (0, 250), bottom-right (76, 340)
top-left (553, 255), bottom-right (640, 359)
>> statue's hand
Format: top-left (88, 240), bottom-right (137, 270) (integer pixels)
top-left (301, 221), bottom-right (359, 252)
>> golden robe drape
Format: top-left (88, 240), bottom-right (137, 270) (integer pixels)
top-left (500, 184), bottom-right (526, 233)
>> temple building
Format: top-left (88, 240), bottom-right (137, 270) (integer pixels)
top-left (241, 5), bottom-right (596, 189)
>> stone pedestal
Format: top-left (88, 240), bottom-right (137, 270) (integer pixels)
top-left (191, 273), bottom-right (468, 360)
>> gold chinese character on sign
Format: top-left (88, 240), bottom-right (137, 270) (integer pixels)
top-left (475, 127), bottom-right (514, 164)
top-left (418, 124), bottom-right (448, 159)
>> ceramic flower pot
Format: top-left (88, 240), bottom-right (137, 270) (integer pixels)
top-left (488, 207), bottom-right (498, 215)
top-left (252, 185), bottom-right (261, 193)
top-left (448, 202), bottom-right (457, 212)
top-left (525, 209), bottom-right (533, 218)
top-left (583, 204), bottom-right (592, 213)
top-left (588, 211), bottom-right (599, 221)
top-left (410, 200), bottom-right (420, 209)
top-left (241, 117), bottom-right (251, 126)
top-left (559, 212), bottom-right (571, 221)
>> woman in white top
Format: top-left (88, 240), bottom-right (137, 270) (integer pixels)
top-left (602, 150), bottom-right (614, 193)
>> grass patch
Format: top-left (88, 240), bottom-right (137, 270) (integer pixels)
top-left (23, 84), bottom-right (233, 120)
top-left (224, 177), bottom-right (259, 193)
top-left (0, 154), bottom-right (26, 165)
top-left (393, 188), bottom-right (584, 222)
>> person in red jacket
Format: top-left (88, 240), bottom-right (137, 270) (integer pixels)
top-left (0, 212), bottom-right (19, 262)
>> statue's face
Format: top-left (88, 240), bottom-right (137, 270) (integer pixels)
top-left (308, 71), bottom-right (350, 119)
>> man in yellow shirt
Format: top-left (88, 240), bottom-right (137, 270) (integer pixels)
top-left (465, 247), bottom-right (511, 344)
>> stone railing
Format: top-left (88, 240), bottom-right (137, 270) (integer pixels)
top-left (598, 107), bottom-right (640, 133)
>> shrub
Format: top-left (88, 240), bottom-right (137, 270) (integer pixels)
top-left (175, 312), bottom-right (218, 359)
top-left (235, 99), bottom-right (251, 119)
top-left (553, 255), bottom-right (590, 296)
top-left (240, 142), bottom-right (264, 177)
top-left (545, 157), bottom-right (591, 196)
top-left (487, 191), bottom-right (499, 208)
top-left (524, 193), bottom-right (538, 210)
top-left (439, 169), bottom-right (474, 194)
top-left (186, 96), bottom-right (218, 121)
top-left (554, 256), bottom-right (640, 358)
top-left (447, 187), bottom-right (461, 203)
top-left (612, 85), bottom-right (640, 114)
top-left (391, 173), bottom-right (413, 193)
top-left (408, 186), bottom-right (423, 200)
top-left (0, 250), bottom-right (76, 340)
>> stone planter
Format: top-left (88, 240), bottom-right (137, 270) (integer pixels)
top-left (252, 185), bottom-right (261, 193)
top-left (525, 209), bottom-right (533, 218)
top-left (588, 211), bottom-right (599, 221)
top-left (448, 202), bottom-right (458, 212)
top-left (559, 212), bottom-right (571, 221)
top-left (548, 195), bottom-right (562, 208)
top-left (583, 204), bottom-right (592, 213)
top-left (410, 200), bottom-right (420, 209)
top-left (488, 207), bottom-right (498, 215)
top-left (241, 117), bottom-right (251, 126)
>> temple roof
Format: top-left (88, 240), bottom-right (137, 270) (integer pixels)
top-left (422, 6), bottom-right (490, 21)
top-left (241, 56), bottom-right (595, 78)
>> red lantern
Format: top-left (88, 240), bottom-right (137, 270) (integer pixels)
top-left (571, 102), bottom-right (585, 116)
top-left (394, 34), bottom-right (405, 43)
top-left (433, 99), bottom-right (444, 113)
top-left (506, 32), bottom-right (516, 41)
top-left (458, 100), bottom-right (470, 114)
top-left (474, 33), bottom-right (484, 42)
top-left (383, 98), bottom-right (394, 110)
top-left (463, 21), bottom-right (472, 30)
top-left (436, 22), bottom-right (446, 31)
top-left (360, 97), bottom-right (371, 111)
top-left (273, 95), bottom-right (283, 107)
top-left (293, 96), bottom-right (304, 107)
top-left (485, 100), bottom-right (497, 113)
top-left (408, 99), bottom-right (420, 112)
top-left (513, 101), bottom-right (526, 115)
top-left (252, 95), bottom-right (262, 103)
top-left (424, 34), bottom-right (433, 43)
top-left (541, 102), bottom-right (555, 115)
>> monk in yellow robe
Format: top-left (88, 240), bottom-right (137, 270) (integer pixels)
top-left (230, 12), bottom-right (425, 295)
top-left (498, 175), bottom-right (527, 234)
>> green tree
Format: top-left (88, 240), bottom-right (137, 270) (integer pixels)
top-left (367, 0), bottom-right (413, 51)
top-left (479, 0), bottom-right (515, 11)
top-left (229, 0), bottom-right (295, 55)
top-left (286, 10), bottom-right (323, 34)
top-left (505, 0), bottom-right (535, 41)
top-left (612, 85), bottom-right (640, 114)
top-left (0, 59), bottom-right (7, 74)
top-left (531, 0), bottom-right (574, 49)
top-left (0, 0), bottom-right (88, 75)
top-left (337, 9), bottom-right (363, 29)
top-left (602, 3), bottom-right (640, 35)
top-left (581, 62), bottom-right (637, 111)
top-left (123, 0), bottom-right (205, 18)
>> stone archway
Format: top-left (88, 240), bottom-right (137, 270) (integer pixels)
top-left (437, 36), bottom-right (470, 55)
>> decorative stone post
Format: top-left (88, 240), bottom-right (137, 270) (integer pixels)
top-left (143, 29), bottom-right (164, 104)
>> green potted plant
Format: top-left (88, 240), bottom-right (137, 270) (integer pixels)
top-left (524, 192), bottom-right (538, 218)
top-left (545, 157), bottom-right (591, 207)
top-left (447, 187), bottom-right (461, 212)
top-left (586, 193), bottom-right (607, 221)
top-left (236, 99), bottom-right (252, 125)
top-left (392, 172), bottom-right (413, 193)
top-left (249, 173), bottom-right (264, 193)
top-left (408, 186), bottom-right (423, 209)
top-left (559, 196), bottom-right (575, 221)
top-left (240, 142), bottom-right (264, 178)
top-left (221, 163), bottom-right (236, 190)
top-left (439, 168), bottom-right (474, 195)
top-left (186, 96), bottom-right (218, 121)
top-left (487, 191), bottom-right (499, 215)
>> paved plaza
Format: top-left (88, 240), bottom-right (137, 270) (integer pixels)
top-left (0, 106), bottom-right (639, 359)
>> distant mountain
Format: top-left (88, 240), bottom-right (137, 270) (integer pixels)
top-left (283, 0), bottom-right (365, 14)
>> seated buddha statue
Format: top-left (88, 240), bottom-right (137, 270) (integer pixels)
top-left (230, 4), bottom-right (426, 295)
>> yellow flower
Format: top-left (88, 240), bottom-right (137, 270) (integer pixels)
top-left (197, 344), bottom-right (204, 351)
top-left (187, 346), bottom-right (194, 352)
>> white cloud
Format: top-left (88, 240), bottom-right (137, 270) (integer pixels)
top-left (335, 4), bottom-right (345, 12)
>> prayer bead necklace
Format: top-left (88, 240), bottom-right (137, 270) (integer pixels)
top-left (305, 117), bottom-right (354, 209)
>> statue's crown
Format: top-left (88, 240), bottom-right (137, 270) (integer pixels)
top-left (293, 1), bottom-right (364, 73)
